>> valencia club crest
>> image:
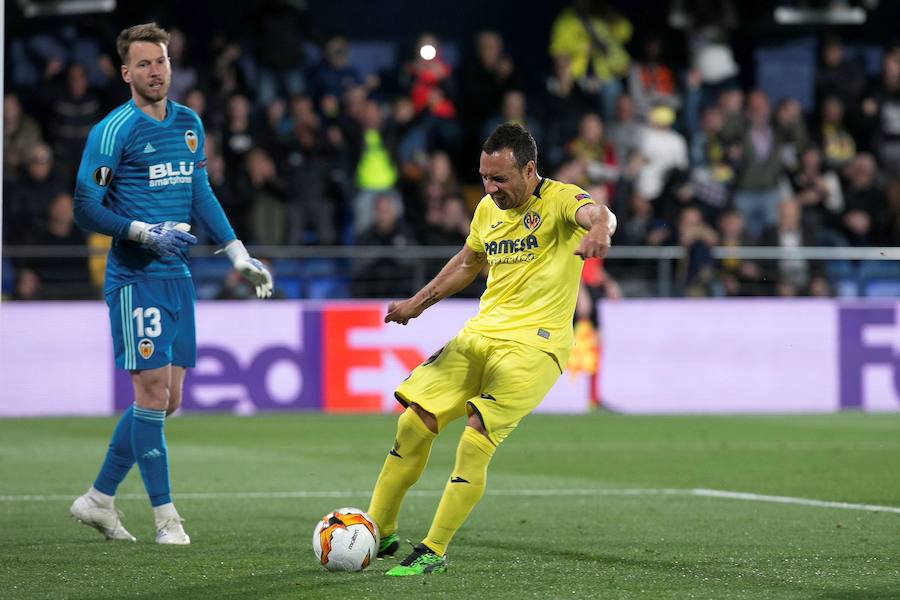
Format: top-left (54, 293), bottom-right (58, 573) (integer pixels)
top-left (184, 130), bottom-right (198, 153)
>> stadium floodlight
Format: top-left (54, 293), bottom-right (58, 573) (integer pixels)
top-left (18, 0), bottom-right (116, 18)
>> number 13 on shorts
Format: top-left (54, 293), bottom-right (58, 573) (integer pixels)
top-left (105, 280), bottom-right (197, 371)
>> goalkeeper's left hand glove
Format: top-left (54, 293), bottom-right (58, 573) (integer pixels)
top-left (129, 221), bottom-right (198, 256)
top-left (218, 239), bottom-right (274, 299)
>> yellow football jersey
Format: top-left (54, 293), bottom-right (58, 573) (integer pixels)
top-left (464, 177), bottom-right (595, 366)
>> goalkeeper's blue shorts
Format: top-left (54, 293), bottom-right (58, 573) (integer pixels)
top-left (106, 277), bottom-right (196, 371)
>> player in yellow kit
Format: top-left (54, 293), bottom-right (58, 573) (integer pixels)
top-left (367, 122), bottom-right (616, 576)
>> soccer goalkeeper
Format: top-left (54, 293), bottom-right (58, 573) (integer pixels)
top-left (367, 122), bottom-right (616, 575)
top-left (68, 23), bottom-right (273, 546)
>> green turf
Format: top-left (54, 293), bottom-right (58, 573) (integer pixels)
top-left (1, 413), bottom-right (899, 599)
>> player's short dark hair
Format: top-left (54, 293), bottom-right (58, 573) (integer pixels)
top-left (117, 23), bottom-right (170, 65)
top-left (482, 122), bottom-right (538, 170)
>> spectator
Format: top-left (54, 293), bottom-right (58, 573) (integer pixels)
top-left (717, 86), bottom-right (745, 147)
top-left (207, 151), bottom-right (249, 241)
top-left (238, 147), bottom-right (288, 245)
top-left (351, 192), bottom-right (416, 298)
top-left (815, 34), bottom-right (867, 113)
top-left (482, 90), bottom-right (543, 151)
top-left (404, 32), bottom-right (457, 120)
top-left (628, 32), bottom-right (680, 118)
top-left (281, 94), bottom-right (338, 245)
top-left (167, 28), bottom-right (198, 103)
top-left (3, 93), bottom-right (42, 181)
top-left (606, 93), bottom-right (642, 173)
top-left (861, 52), bottom-right (900, 177)
top-left (307, 36), bottom-right (366, 104)
top-left (773, 97), bottom-right (810, 173)
top-left (249, 0), bottom-right (310, 106)
top-left (352, 99), bottom-right (402, 234)
top-left (17, 192), bottom-right (92, 300)
top-left (460, 30), bottom-right (521, 156)
top-left (877, 177), bottom-right (900, 245)
top-left (413, 150), bottom-right (461, 232)
top-left (4, 142), bottom-right (67, 244)
top-left (386, 95), bottom-right (429, 198)
top-left (717, 209), bottom-right (764, 297)
top-left (732, 89), bottom-right (786, 241)
top-left (689, 104), bottom-right (734, 212)
top-left (787, 145), bottom-right (844, 243)
top-left (839, 153), bottom-right (883, 246)
top-left (549, 0), bottom-right (632, 120)
top-left (540, 55), bottom-right (595, 169)
top-left (561, 112), bottom-right (618, 196)
top-left (669, 0), bottom-right (740, 110)
top-left (636, 105), bottom-right (689, 202)
top-left (758, 198), bottom-right (820, 296)
top-left (43, 62), bottom-right (103, 179)
top-left (258, 96), bottom-right (291, 161)
top-left (816, 95), bottom-right (857, 171)
top-left (222, 93), bottom-right (259, 174)
top-left (672, 204), bottom-right (718, 297)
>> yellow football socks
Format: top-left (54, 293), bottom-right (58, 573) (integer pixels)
top-left (423, 426), bottom-right (496, 555)
top-left (368, 408), bottom-right (436, 537)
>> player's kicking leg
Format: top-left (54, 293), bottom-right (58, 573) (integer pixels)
top-left (367, 404), bottom-right (438, 558)
top-left (385, 409), bottom-right (493, 576)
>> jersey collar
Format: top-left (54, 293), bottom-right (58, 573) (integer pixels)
top-left (130, 98), bottom-right (177, 127)
top-left (531, 177), bottom-right (545, 199)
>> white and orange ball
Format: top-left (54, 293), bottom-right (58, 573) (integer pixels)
top-left (312, 507), bottom-right (379, 572)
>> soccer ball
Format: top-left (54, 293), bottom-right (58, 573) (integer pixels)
top-left (312, 507), bottom-right (380, 572)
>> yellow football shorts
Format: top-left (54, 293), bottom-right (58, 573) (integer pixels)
top-left (394, 329), bottom-right (563, 445)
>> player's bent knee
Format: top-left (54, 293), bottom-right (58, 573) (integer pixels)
top-left (409, 403), bottom-right (439, 434)
top-left (465, 406), bottom-right (489, 438)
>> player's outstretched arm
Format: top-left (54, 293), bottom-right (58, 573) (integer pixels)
top-left (385, 245), bottom-right (486, 325)
top-left (574, 203), bottom-right (617, 260)
top-left (218, 239), bottom-right (274, 299)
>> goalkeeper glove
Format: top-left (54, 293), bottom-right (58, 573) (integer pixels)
top-left (218, 239), bottom-right (274, 299)
top-left (129, 221), bottom-right (198, 256)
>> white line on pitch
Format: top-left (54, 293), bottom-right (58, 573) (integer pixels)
top-left (691, 488), bottom-right (900, 515)
top-left (1, 488), bottom-right (898, 514)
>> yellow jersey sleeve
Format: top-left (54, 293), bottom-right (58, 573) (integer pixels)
top-left (557, 184), bottom-right (595, 232)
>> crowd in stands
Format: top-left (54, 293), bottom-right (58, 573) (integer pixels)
top-left (4, 0), bottom-right (900, 300)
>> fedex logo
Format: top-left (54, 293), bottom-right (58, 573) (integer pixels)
top-left (113, 305), bottom-right (428, 414)
top-left (148, 162), bottom-right (193, 187)
top-left (839, 306), bottom-right (900, 409)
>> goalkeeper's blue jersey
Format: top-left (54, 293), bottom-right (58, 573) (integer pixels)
top-left (73, 98), bottom-right (235, 295)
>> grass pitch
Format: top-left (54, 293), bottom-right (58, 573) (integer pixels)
top-left (1, 413), bottom-right (898, 599)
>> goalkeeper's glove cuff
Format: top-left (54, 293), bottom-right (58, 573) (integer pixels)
top-left (217, 239), bottom-right (274, 299)
top-left (220, 239), bottom-right (251, 265)
top-left (128, 221), bottom-right (152, 243)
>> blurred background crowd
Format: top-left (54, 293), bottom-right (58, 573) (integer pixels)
top-left (4, 0), bottom-right (900, 301)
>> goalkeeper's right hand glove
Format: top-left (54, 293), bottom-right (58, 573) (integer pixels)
top-left (129, 221), bottom-right (198, 256)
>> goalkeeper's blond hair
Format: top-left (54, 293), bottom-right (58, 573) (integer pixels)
top-left (116, 23), bottom-right (170, 65)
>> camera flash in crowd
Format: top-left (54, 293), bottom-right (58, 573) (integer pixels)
top-left (419, 44), bottom-right (436, 60)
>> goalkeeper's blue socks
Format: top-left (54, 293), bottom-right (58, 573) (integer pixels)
top-left (93, 405), bottom-right (136, 496)
top-left (132, 406), bottom-right (172, 506)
